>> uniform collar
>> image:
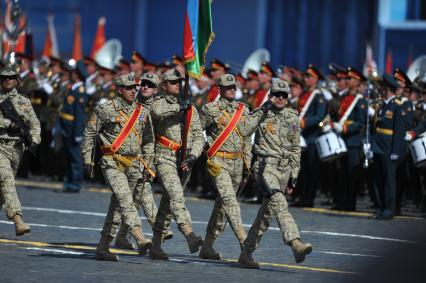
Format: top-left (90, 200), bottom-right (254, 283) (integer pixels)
top-left (20, 70), bottom-right (30, 79)
top-left (218, 97), bottom-right (238, 110)
top-left (384, 95), bottom-right (395, 105)
top-left (114, 96), bottom-right (136, 111)
top-left (71, 81), bottom-right (84, 91)
top-left (165, 93), bottom-right (178, 104)
top-left (3, 88), bottom-right (18, 97)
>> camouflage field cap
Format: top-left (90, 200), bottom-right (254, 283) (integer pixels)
top-left (141, 72), bottom-right (161, 86)
top-left (0, 64), bottom-right (19, 77)
top-left (162, 68), bottom-right (182, 81)
top-left (217, 74), bottom-right (236, 86)
top-left (115, 73), bottom-right (137, 87)
top-left (271, 79), bottom-right (290, 93)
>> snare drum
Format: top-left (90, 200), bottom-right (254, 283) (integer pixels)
top-left (315, 132), bottom-right (347, 161)
top-left (409, 136), bottom-right (426, 167)
top-left (300, 136), bottom-right (307, 151)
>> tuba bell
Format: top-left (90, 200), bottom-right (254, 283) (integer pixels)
top-left (407, 55), bottom-right (426, 84)
top-left (94, 39), bottom-right (123, 70)
top-left (241, 48), bottom-right (270, 77)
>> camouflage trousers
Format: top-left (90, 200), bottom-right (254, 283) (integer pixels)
top-left (100, 156), bottom-right (143, 238)
top-left (205, 156), bottom-right (245, 242)
top-left (153, 158), bottom-right (191, 233)
top-left (244, 160), bottom-right (300, 253)
top-left (0, 141), bottom-right (24, 219)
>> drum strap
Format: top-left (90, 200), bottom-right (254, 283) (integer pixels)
top-left (299, 89), bottom-right (320, 122)
top-left (338, 94), bottom-right (363, 126)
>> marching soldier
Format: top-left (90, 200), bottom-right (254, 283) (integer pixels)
top-left (198, 74), bottom-right (271, 260)
top-left (294, 65), bottom-right (327, 207)
top-left (333, 67), bottom-right (368, 211)
top-left (371, 74), bottom-right (405, 220)
top-left (115, 72), bottom-right (174, 249)
top-left (149, 69), bottom-right (204, 260)
top-left (239, 79), bottom-right (312, 269)
top-left (0, 64), bottom-right (41, 236)
top-left (81, 73), bottom-right (154, 261)
top-left (57, 61), bottom-right (88, 192)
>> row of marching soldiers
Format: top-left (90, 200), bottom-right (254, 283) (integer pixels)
top-left (3, 52), bottom-right (313, 268)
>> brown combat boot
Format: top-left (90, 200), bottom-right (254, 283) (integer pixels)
top-left (238, 250), bottom-right (259, 269)
top-left (180, 225), bottom-right (203, 254)
top-left (291, 238), bottom-right (312, 263)
top-left (148, 218), bottom-right (173, 242)
top-left (95, 235), bottom-right (119, 261)
top-left (114, 224), bottom-right (134, 250)
top-left (199, 233), bottom-right (222, 260)
top-left (149, 231), bottom-right (169, 260)
top-left (13, 214), bottom-right (30, 236)
top-left (131, 227), bottom-right (152, 255)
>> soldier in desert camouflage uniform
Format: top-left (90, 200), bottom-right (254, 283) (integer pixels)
top-left (238, 80), bottom-right (312, 269)
top-left (0, 65), bottom-right (41, 236)
top-left (115, 72), bottom-right (174, 250)
top-left (149, 69), bottom-right (204, 260)
top-left (81, 73), bottom-right (154, 261)
top-left (198, 74), bottom-right (271, 260)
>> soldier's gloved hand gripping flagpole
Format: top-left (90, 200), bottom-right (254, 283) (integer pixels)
top-left (179, 0), bottom-right (215, 186)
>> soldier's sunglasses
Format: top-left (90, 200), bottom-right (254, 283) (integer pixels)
top-left (168, 80), bottom-right (181, 85)
top-left (0, 76), bottom-right (17, 81)
top-left (271, 92), bottom-right (288, 99)
top-left (141, 80), bottom-right (156, 89)
top-left (220, 85), bottom-right (236, 91)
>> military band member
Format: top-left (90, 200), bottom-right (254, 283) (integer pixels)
top-left (294, 65), bottom-right (327, 207)
top-left (251, 62), bottom-right (274, 109)
top-left (333, 67), bottom-right (368, 211)
top-left (393, 68), bottom-right (414, 215)
top-left (239, 80), bottom-right (312, 269)
top-left (130, 51), bottom-right (145, 84)
top-left (58, 61), bottom-right (88, 193)
top-left (82, 73), bottom-right (154, 261)
top-left (371, 74), bottom-right (405, 220)
top-left (149, 69), bottom-right (204, 260)
top-left (198, 74), bottom-right (271, 260)
top-left (205, 59), bottom-right (229, 103)
top-left (0, 64), bottom-right (41, 236)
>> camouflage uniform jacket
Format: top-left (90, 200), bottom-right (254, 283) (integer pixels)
top-left (201, 97), bottom-right (266, 163)
top-left (81, 96), bottom-right (154, 166)
top-left (0, 89), bottom-right (41, 152)
top-left (150, 93), bottom-right (204, 162)
top-left (254, 107), bottom-right (301, 180)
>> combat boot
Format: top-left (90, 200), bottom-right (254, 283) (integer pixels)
top-left (199, 233), bottom-right (222, 260)
top-left (149, 231), bottom-right (169, 260)
top-left (12, 214), bottom-right (30, 236)
top-left (238, 250), bottom-right (259, 269)
top-left (131, 227), bottom-right (152, 255)
top-left (95, 235), bottom-right (118, 261)
top-left (114, 224), bottom-right (134, 250)
top-left (291, 238), bottom-right (312, 263)
top-left (181, 225), bottom-right (203, 254)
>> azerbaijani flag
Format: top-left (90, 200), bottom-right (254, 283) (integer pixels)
top-left (183, 0), bottom-right (215, 79)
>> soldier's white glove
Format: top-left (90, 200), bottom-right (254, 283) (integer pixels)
top-left (333, 123), bottom-right (343, 133)
top-left (390, 154), bottom-right (399, 161)
top-left (322, 124), bottom-right (332, 133)
top-left (404, 132), bottom-right (414, 142)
